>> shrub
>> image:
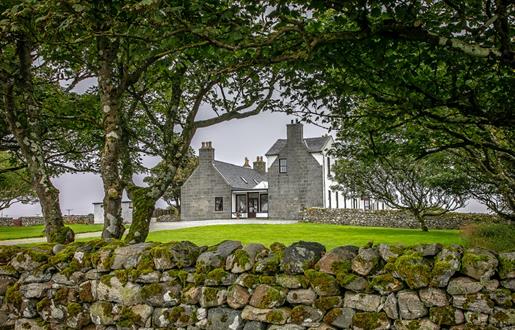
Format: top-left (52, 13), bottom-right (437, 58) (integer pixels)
top-left (461, 223), bottom-right (515, 252)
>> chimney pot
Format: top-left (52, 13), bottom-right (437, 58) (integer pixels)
top-left (253, 155), bottom-right (266, 174)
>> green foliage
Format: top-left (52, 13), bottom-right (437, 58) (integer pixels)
top-left (0, 152), bottom-right (36, 210)
top-left (279, 1), bottom-right (514, 219)
top-left (333, 153), bottom-right (469, 231)
top-left (461, 223), bottom-right (515, 252)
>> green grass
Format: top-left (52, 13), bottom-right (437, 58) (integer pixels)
top-left (0, 224), bottom-right (103, 240)
top-left (5, 223), bottom-right (462, 249)
top-left (145, 223), bottom-right (461, 250)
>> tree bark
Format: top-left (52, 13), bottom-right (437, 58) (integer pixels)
top-left (414, 212), bottom-right (429, 232)
top-left (124, 185), bottom-right (156, 244)
top-left (98, 37), bottom-right (125, 240)
top-left (1, 38), bottom-right (73, 243)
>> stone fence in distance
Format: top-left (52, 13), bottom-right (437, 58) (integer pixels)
top-left (0, 215), bottom-right (94, 227)
top-left (0, 239), bottom-right (513, 329)
top-left (301, 208), bottom-right (505, 230)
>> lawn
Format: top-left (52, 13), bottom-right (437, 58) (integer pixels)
top-left (145, 223), bottom-right (462, 250)
top-left (0, 224), bottom-right (103, 240)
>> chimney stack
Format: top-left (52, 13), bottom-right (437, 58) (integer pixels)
top-left (253, 156), bottom-right (266, 174)
top-left (199, 141), bottom-right (214, 165)
top-left (243, 157), bottom-right (251, 168)
top-left (287, 120), bottom-right (304, 144)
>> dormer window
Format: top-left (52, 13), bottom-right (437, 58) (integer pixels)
top-left (279, 159), bottom-right (287, 173)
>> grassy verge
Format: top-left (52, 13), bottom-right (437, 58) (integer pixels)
top-left (4, 223), bottom-right (462, 249)
top-left (0, 224), bottom-right (103, 240)
top-left (146, 223), bottom-right (461, 250)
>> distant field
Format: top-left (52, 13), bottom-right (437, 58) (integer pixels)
top-left (145, 223), bottom-right (462, 249)
top-left (0, 224), bottom-right (103, 240)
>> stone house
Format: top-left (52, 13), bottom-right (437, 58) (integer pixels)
top-left (181, 121), bottom-right (385, 220)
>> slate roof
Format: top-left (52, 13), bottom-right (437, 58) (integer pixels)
top-left (213, 160), bottom-right (268, 190)
top-left (265, 136), bottom-right (332, 156)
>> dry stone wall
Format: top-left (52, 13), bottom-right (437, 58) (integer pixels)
top-left (0, 239), bottom-right (513, 329)
top-left (302, 208), bottom-right (505, 230)
top-left (0, 215), bottom-right (94, 227)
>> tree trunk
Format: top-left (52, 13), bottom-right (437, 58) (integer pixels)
top-left (124, 186), bottom-right (156, 244)
top-left (98, 38), bottom-right (125, 241)
top-left (414, 212), bottom-right (429, 232)
top-left (1, 38), bottom-right (73, 244)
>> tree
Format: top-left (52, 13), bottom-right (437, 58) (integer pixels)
top-left (119, 52), bottom-right (284, 243)
top-left (275, 0), bottom-right (514, 218)
top-left (333, 152), bottom-right (469, 231)
top-left (0, 151), bottom-right (36, 211)
top-left (33, 0), bottom-right (301, 241)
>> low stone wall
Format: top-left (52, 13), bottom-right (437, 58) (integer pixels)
top-left (0, 215), bottom-right (94, 227)
top-left (0, 240), bottom-right (513, 329)
top-left (301, 208), bottom-right (504, 229)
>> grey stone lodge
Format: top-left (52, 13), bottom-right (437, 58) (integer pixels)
top-left (181, 121), bottom-right (384, 220)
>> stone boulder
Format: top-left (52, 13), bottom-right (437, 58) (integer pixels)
top-left (351, 248), bottom-right (380, 276)
top-left (290, 305), bottom-right (323, 327)
top-left (316, 246), bottom-right (357, 275)
top-left (461, 248), bottom-right (498, 281)
top-left (96, 276), bottom-right (143, 305)
top-left (287, 289), bottom-right (317, 305)
top-left (378, 244), bottom-right (404, 262)
top-left (413, 243), bottom-right (442, 257)
top-left (339, 274), bottom-right (369, 292)
top-left (227, 244), bottom-right (267, 273)
top-left (249, 284), bottom-right (286, 309)
top-left (352, 311), bottom-right (390, 330)
top-left (431, 246), bottom-right (462, 287)
top-left (394, 319), bottom-right (439, 330)
top-left (418, 287), bottom-right (448, 307)
top-left (207, 307), bottom-right (243, 330)
top-left (152, 241), bottom-right (201, 270)
top-left (343, 292), bottom-right (382, 312)
top-left (281, 241), bottom-right (325, 274)
top-left (111, 243), bottom-right (153, 269)
top-left (275, 274), bottom-right (307, 289)
top-left (323, 307), bottom-right (354, 329)
top-left (241, 306), bottom-right (291, 325)
top-left (393, 252), bottom-right (431, 289)
top-left (383, 293), bottom-right (398, 319)
top-left (152, 305), bottom-right (197, 328)
top-left (227, 285), bottom-right (251, 309)
top-left (447, 276), bottom-right (483, 295)
top-left (141, 282), bottom-right (181, 306)
top-left (452, 293), bottom-right (494, 314)
top-left (90, 301), bottom-right (115, 325)
top-left (397, 290), bottom-right (428, 320)
top-left (490, 307), bottom-right (515, 328)
top-left (200, 286), bottom-right (227, 308)
top-left (304, 270), bottom-right (340, 296)
top-left (370, 273), bottom-right (403, 295)
top-left (197, 240), bottom-right (242, 272)
top-left (428, 305), bottom-right (464, 326)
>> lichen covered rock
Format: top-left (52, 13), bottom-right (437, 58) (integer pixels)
top-left (281, 241), bottom-right (325, 274)
top-left (461, 248), bottom-right (498, 281)
top-left (351, 248), bottom-right (380, 276)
